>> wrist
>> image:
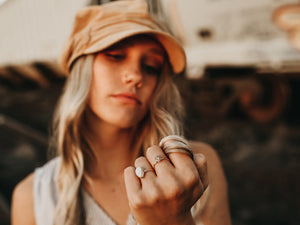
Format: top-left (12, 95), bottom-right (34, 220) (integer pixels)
top-left (173, 212), bottom-right (195, 225)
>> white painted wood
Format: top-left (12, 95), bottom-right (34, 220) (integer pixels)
top-left (1, 0), bottom-right (299, 78)
top-left (0, 0), bottom-right (89, 66)
top-left (162, 0), bottom-right (300, 77)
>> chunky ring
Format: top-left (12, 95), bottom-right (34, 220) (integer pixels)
top-left (164, 148), bottom-right (193, 158)
top-left (159, 135), bottom-right (189, 147)
top-left (152, 154), bottom-right (168, 168)
top-left (159, 135), bottom-right (194, 160)
top-left (135, 166), bottom-right (153, 178)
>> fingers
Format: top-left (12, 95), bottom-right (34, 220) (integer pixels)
top-left (146, 145), bottom-right (194, 171)
top-left (145, 146), bottom-right (173, 176)
top-left (145, 145), bottom-right (208, 197)
top-left (134, 157), bottom-right (156, 188)
top-left (125, 144), bottom-right (210, 217)
top-left (193, 153), bottom-right (209, 191)
top-left (167, 151), bottom-right (195, 170)
top-left (145, 145), bottom-right (206, 189)
top-left (167, 152), bottom-right (208, 199)
top-left (135, 145), bottom-right (208, 189)
top-left (124, 166), bottom-right (142, 198)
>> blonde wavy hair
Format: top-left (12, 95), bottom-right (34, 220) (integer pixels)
top-left (51, 41), bottom-right (185, 225)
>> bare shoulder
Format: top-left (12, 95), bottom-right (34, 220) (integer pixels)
top-left (11, 172), bottom-right (36, 225)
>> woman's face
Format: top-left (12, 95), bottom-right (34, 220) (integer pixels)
top-left (88, 35), bottom-right (166, 129)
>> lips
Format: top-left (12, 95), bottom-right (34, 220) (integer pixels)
top-left (111, 93), bottom-right (141, 105)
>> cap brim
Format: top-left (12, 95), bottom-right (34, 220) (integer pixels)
top-left (83, 28), bottom-right (186, 74)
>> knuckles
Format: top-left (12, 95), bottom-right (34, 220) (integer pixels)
top-left (161, 172), bottom-right (200, 202)
top-left (195, 153), bottom-right (208, 169)
top-left (129, 187), bottom-right (162, 210)
top-left (129, 151), bottom-right (207, 211)
top-left (146, 186), bottom-right (164, 205)
top-left (134, 156), bottom-right (147, 165)
top-left (182, 172), bottom-right (200, 190)
top-left (145, 145), bottom-right (160, 156)
top-left (162, 178), bottom-right (185, 200)
top-left (129, 193), bottom-right (147, 210)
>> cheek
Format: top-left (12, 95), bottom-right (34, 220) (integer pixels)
top-left (88, 72), bottom-right (108, 109)
top-left (146, 76), bottom-right (158, 92)
top-left (90, 62), bottom-right (116, 96)
top-left (144, 77), bottom-right (158, 102)
top-left (89, 75), bottom-right (101, 100)
top-left (88, 84), bottom-right (100, 113)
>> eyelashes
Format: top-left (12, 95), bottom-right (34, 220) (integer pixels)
top-left (142, 64), bottom-right (162, 76)
top-left (104, 52), bottom-right (125, 61)
top-left (104, 52), bottom-right (163, 76)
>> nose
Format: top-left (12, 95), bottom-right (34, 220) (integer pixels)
top-left (121, 64), bottom-right (143, 88)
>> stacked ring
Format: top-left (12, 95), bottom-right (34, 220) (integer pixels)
top-left (159, 135), bottom-right (194, 159)
top-left (152, 154), bottom-right (168, 168)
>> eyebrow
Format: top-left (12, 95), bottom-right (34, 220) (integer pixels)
top-left (105, 44), bottom-right (164, 53)
top-left (146, 48), bottom-right (165, 57)
top-left (103, 45), bottom-right (166, 60)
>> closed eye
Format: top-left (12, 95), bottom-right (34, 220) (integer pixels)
top-left (105, 52), bottom-right (125, 61)
top-left (142, 64), bottom-right (162, 76)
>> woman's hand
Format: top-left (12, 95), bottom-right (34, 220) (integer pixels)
top-left (124, 145), bottom-right (209, 225)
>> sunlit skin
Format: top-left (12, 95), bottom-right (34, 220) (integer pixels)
top-left (87, 36), bottom-right (165, 130)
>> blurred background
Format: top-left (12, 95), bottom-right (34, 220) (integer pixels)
top-left (0, 0), bottom-right (299, 224)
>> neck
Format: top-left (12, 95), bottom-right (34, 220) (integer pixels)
top-left (84, 111), bottom-right (142, 180)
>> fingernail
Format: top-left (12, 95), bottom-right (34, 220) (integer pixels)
top-left (194, 153), bottom-right (205, 160)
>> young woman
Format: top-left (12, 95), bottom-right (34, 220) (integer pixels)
top-left (11, 1), bottom-right (231, 225)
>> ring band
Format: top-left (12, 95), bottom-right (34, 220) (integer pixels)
top-left (135, 166), bottom-right (153, 178)
top-left (159, 135), bottom-right (194, 160)
top-left (152, 154), bottom-right (167, 168)
top-left (159, 135), bottom-right (189, 147)
top-left (164, 148), bottom-right (194, 159)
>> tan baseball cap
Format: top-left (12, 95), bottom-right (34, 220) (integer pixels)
top-left (60, 0), bottom-right (186, 75)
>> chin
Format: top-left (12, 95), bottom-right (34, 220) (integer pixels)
top-left (108, 109), bottom-right (148, 128)
top-left (91, 106), bottom-right (149, 129)
top-left (114, 118), bottom-right (142, 129)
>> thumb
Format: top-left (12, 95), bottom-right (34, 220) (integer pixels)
top-left (193, 153), bottom-right (209, 191)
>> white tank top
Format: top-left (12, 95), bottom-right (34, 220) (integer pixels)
top-left (33, 158), bottom-right (208, 225)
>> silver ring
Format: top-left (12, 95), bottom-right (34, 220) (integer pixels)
top-left (152, 154), bottom-right (167, 168)
top-left (164, 148), bottom-right (193, 158)
top-left (159, 135), bottom-right (194, 160)
top-left (135, 166), bottom-right (152, 178)
top-left (159, 135), bottom-right (189, 147)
